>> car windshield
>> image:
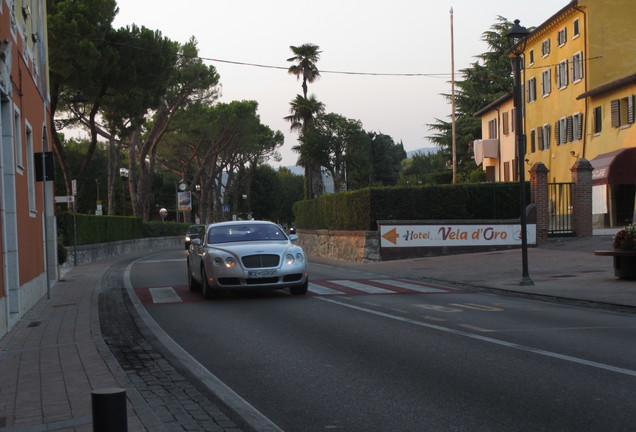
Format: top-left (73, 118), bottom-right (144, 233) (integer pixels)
top-left (207, 224), bottom-right (288, 244)
top-left (187, 225), bottom-right (204, 235)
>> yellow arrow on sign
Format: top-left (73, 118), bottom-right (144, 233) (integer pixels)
top-left (382, 227), bottom-right (400, 245)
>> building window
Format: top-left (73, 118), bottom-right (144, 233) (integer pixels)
top-left (488, 118), bottom-right (497, 139)
top-left (611, 95), bottom-right (636, 128)
top-left (556, 117), bottom-right (568, 145)
top-left (542, 69), bottom-right (551, 96)
top-left (557, 27), bottom-right (567, 46)
top-left (511, 108), bottom-right (516, 133)
top-left (14, 108), bottom-right (24, 171)
top-left (502, 111), bottom-right (510, 135)
top-left (572, 113), bottom-right (584, 141)
top-left (542, 39), bottom-right (551, 57)
top-left (539, 124), bottom-right (551, 150)
top-left (594, 106), bottom-right (602, 134)
top-left (25, 123), bottom-right (36, 214)
top-left (556, 59), bottom-right (569, 89)
top-left (529, 49), bottom-right (535, 65)
top-left (573, 19), bottom-right (580, 38)
top-left (572, 52), bottom-right (584, 83)
top-left (530, 129), bottom-right (536, 153)
top-left (526, 77), bottom-right (537, 103)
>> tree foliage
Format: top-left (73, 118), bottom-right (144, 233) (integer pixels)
top-left (427, 16), bottom-right (516, 183)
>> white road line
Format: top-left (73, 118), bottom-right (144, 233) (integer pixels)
top-left (328, 280), bottom-right (394, 294)
top-left (139, 258), bottom-right (186, 264)
top-left (317, 297), bottom-right (636, 378)
top-left (149, 287), bottom-right (182, 303)
top-left (372, 279), bottom-right (446, 293)
top-left (308, 283), bottom-right (345, 295)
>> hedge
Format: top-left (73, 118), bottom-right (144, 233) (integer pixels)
top-left (57, 213), bottom-right (190, 246)
top-left (293, 182), bottom-right (529, 231)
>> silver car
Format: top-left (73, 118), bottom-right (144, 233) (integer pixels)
top-left (187, 221), bottom-right (308, 298)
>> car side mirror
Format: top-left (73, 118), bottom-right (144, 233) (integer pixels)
top-left (190, 238), bottom-right (202, 247)
top-left (289, 234), bottom-right (298, 243)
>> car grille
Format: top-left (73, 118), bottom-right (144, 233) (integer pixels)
top-left (241, 254), bottom-right (279, 268)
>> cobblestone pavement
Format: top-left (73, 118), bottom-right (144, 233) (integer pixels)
top-left (98, 258), bottom-right (247, 432)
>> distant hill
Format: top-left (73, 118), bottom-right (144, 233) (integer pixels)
top-left (407, 147), bottom-right (438, 158)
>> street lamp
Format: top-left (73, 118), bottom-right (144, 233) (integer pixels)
top-left (507, 19), bottom-right (533, 286)
top-left (120, 168), bottom-right (129, 216)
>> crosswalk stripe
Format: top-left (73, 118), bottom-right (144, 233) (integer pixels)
top-left (308, 283), bottom-right (345, 295)
top-left (326, 280), bottom-right (394, 294)
top-left (149, 287), bottom-right (183, 303)
top-left (371, 279), bottom-right (446, 293)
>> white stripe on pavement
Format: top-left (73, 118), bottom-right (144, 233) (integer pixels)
top-left (372, 279), bottom-right (446, 293)
top-left (308, 283), bottom-right (346, 295)
top-left (327, 280), bottom-right (394, 294)
top-left (149, 287), bottom-right (183, 303)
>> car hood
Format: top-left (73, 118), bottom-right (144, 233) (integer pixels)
top-left (207, 241), bottom-right (301, 256)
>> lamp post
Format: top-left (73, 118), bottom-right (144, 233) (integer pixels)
top-left (119, 168), bottom-right (129, 216)
top-left (507, 19), bottom-right (533, 286)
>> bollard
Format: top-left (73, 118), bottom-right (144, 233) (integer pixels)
top-left (92, 388), bottom-right (128, 432)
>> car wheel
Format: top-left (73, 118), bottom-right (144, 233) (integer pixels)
top-left (187, 260), bottom-right (201, 292)
top-left (290, 279), bottom-right (308, 295)
top-left (201, 265), bottom-right (214, 299)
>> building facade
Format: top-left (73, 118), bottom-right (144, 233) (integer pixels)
top-left (0, 0), bottom-right (57, 337)
top-left (475, 0), bottom-right (636, 228)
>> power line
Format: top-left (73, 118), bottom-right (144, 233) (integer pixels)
top-left (54, 29), bottom-right (455, 78)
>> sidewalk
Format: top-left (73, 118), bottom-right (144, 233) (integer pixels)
top-left (0, 233), bottom-right (634, 431)
top-left (0, 252), bottom-right (247, 432)
top-left (318, 232), bottom-right (636, 309)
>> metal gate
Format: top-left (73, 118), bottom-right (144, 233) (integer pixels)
top-left (548, 182), bottom-right (574, 236)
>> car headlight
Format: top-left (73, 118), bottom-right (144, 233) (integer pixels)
top-left (295, 253), bottom-right (304, 263)
top-left (285, 254), bottom-right (295, 265)
top-left (213, 257), bottom-right (224, 266)
top-left (185, 235), bottom-right (191, 241)
top-left (224, 257), bottom-right (237, 268)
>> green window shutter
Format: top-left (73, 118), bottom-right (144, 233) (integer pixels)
top-left (628, 95), bottom-right (635, 124)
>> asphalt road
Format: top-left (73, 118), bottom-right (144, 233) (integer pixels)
top-left (129, 249), bottom-right (636, 432)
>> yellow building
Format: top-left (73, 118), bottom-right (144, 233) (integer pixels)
top-left (476, 0), bottom-right (636, 228)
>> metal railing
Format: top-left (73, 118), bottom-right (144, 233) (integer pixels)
top-left (548, 182), bottom-right (574, 236)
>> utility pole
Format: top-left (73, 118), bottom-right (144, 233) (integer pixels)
top-left (450, 7), bottom-right (457, 184)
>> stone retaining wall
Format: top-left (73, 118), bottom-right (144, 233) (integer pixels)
top-left (62, 236), bottom-right (182, 267)
top-left (296, 229), bottom-right (380, 262)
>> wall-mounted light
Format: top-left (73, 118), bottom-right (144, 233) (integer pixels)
top-left (22, 5), bottom-right (31, 19)
top-left (570, 151), bottom-right (579, 158)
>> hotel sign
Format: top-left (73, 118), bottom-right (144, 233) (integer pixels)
top-left (380, 224), bottom-right (536, 248)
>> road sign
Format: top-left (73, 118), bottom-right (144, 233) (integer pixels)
top-left (223, 205), bottom-right (230, 213)
top-left (55, 195), bottom-right (75, 203)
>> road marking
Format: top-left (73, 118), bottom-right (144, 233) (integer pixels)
top-left (134, 279), bottom-right (463, 305)
top-left (308, 283), bottom-right (345, 295)
top-left (318, 297), bottom-right (636, 378)
top-left (149, 287), bottom-right (182, 303)
top-left (328, 280), bottom-right (394, 294)
top-left (372, 279), bottom-right (446, 293)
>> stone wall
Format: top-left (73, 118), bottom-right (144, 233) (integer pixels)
top-left (296, 229), bottom-right (380, 262)
top-left (62, 236), bottom-right (182, 267)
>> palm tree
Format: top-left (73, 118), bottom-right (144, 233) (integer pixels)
top-left (285, 94), bottom-right (325, 199)
top-left (287, 44), bottom-right (321, 98)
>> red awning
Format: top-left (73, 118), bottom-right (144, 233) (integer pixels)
top-left (590, 147), bottom-right (636, 186)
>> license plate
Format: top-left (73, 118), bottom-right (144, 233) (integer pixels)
top-left (248, 269), bottom-right (278, 278)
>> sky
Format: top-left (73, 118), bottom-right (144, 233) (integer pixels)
top-left (112, 0), bottom-right (562, 167)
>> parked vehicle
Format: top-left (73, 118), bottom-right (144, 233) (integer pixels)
top-left (184, 224), bottom-right (205, 249)
top-left (186, 221), bottom-right (308, 298)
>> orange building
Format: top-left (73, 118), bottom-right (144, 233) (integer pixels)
top-left (0, 0), bottom-right (57, 337)
top-left (475, 0), bottom-right (636, 228)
